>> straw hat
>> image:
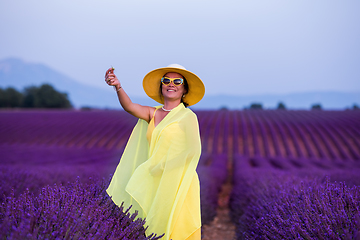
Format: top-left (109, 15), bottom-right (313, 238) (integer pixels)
top-left (142, 64), bottom-right (205, 106)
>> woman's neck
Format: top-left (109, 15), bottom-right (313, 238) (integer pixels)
top-left (162, 101), bottom-right (181, 111)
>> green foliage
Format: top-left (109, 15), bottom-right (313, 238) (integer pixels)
top-left (353, 104), bottom-right (359, 110)
top-left (21, 86), bottom-right (37, 108)
top-left (0, 84), bottom-right (72, 109)
top-left (311, 103), bottom-right (322, 110)
top-left (277, 102), bottom-right (286, 110)
top-left (0, 87), bottom-right (23, 108)
top-left (80, 106), bottom-right (93, 111)
top-left (249, 103), bottom-right (263, 110)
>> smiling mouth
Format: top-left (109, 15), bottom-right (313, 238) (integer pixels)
top-left (167, 89), bottom-right (175, 92)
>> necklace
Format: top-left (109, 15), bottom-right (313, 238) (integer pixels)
top-left (162, 106), bottom-right (173, 112)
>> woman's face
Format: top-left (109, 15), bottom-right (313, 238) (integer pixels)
top-left (161, 72), bottom-right (187, 101)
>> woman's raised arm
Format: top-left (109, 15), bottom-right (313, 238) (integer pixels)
top-left (105, 67), bottom-right (155, 122)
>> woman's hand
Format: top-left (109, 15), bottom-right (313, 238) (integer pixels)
top-left (105, 67), bottom-right (121, 90)
top-left (104, 67), bottom-right (154, 122)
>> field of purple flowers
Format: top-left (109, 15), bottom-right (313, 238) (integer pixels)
top-left (1, 109), bottom-right (360, 239)
top-left (228, 110), bottom-right (360, 239)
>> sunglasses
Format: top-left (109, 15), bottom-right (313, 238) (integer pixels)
top-left (161, 77), bottom-right (184, 86)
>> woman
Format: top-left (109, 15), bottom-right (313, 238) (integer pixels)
top-left (105, 64), bottom-right (205, 240)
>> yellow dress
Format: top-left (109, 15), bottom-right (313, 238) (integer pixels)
top-left (106, 104), bottom-right (202, 240)
top-left (146, 108), bottom-right (156, 144)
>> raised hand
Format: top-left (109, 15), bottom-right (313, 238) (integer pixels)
top-left (105, 67), bottom-right (121, 90)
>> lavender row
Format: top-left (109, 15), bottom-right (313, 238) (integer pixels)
top-left (226, 110), bottom-right (360, 169)
top-left (0, 144), bottom-right (164, 238)
top-left (229, 167), bottom-right (360, 239)
top-left (0, 110), bottom-right (137, 150)
top-left (0, 175), bottom-right (163, 240)
top-left (0, 152), bottom-right (225, 237)
top-left (197, 153), bottom-right (228, 225)
top-left (197, 110), bottom-right (229, 225)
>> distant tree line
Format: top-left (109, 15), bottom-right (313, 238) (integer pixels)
top-left (244, 102), bottom-right (359, 110)
top-left (0, 84), bottom-right (72, 108)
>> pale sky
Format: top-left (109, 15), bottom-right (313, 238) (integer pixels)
top-left (1, 0), bottom-right (359, 98)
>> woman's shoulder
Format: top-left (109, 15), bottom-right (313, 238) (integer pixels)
top-left (179, 107), bottom-right (198, 122)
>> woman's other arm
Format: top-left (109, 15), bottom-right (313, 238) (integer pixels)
top-left (105, 67), bottom-right (154, 122)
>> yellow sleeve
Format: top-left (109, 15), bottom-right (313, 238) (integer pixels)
top-left (106, 119), bottom-right (149, 218)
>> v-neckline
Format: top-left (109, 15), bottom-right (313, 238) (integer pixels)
top-left (152, 104), bottom-right (183, 128)
top-left (153, 108), bottom-right (169, 128)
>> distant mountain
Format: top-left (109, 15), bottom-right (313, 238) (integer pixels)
top-left (1, 58), bottom-right (359, 110)
top-left (0, 58), bottom-right (125, 108)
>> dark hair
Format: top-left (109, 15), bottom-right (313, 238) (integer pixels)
top-left (159, 75), bottom-right (189, 107)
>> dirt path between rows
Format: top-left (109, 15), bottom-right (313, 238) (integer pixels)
top-left (202, 182), bottom-right (236, 240)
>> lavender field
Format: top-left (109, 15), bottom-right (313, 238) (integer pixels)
top-left (1, 109), bottom-right (360, 239)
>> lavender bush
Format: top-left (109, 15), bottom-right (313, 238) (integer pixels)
top-left (0, 176), bottom-right (163, 240)
top-left (230, 168), bottom-right (360, 239)
top-left (197, 153), bottom-right (228, 225)
top-left (0, 138), bottom-right (125, 203)
top-left (0, 164), bottom-right (112, 203)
